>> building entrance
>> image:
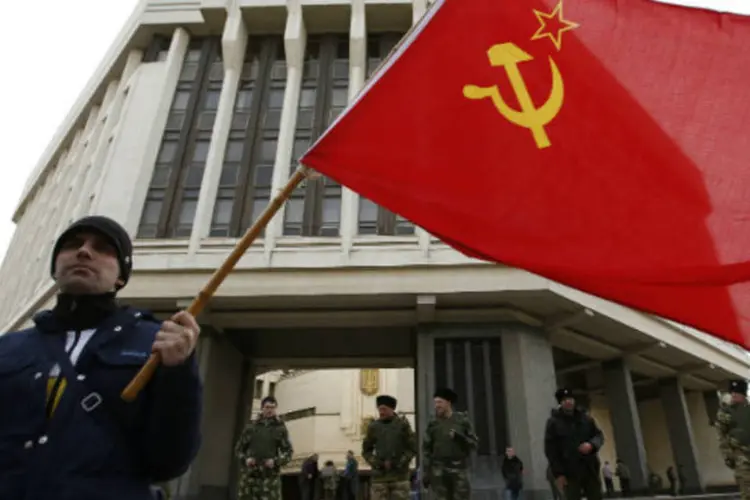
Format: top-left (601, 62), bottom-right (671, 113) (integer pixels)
top-left (172, 324), bottom-right (523, 500)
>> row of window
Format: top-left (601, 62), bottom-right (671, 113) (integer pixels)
top-left (137, 33), bottom-right (415, 240)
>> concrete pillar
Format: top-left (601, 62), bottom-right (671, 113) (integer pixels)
top-left (411, 7), bottom-right (431, 257)
top-left (227, 359), bottom-right (258, 500)
top-left (265, 0), bottom-right (306, 254)
top-left (74, 49), bottom-right (143, 220)
top-left (188, 11), bottom-right (248, 254)
top-left (95, 26), bottom-right (191, 233)
top-left (501, 327), bottom-right (557, 500)
top-left (340, 0), bottom-right (366, 255)
top-left (703, 390), bottom-right (720, 426)
top-left (603, 359), bottom-right (648, 494)
top-left (659, 378), bottom-right (704, 493)
top-left (415, 327), bottom-right (436, 466)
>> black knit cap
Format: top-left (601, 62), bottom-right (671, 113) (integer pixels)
top-left (729, 379), bottom-right (748, 394)
top-left (433, 387), bottom-right (458, 404)
top-left (555, 388), bottom-right (574, 403)
top-left (376, 395), bottom-right (397, 409)
top-left (51, 216), bottom-right (133, 290)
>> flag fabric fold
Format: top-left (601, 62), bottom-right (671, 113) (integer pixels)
top-left (300, 0), bottom-right (750, 348)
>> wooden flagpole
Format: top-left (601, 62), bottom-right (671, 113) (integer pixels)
top-left (121, 166), bottom-right (311, 401)
top-left (120, 8), bottom-right (433, 402)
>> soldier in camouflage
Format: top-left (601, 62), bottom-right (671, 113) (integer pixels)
top-left (422, 388), bottom-right (479, 500)
top-left (362, 394), bottom-right (418, 500)
top-left (235, 396), bottom-right (294, 500)
top-left (716, 379), bottom-right (750, 500)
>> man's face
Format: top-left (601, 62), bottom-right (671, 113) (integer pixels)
top-left (505, 447), bottom-right (515, 457)
top-left (262, 400), bottom-right (277, 418)
top-left (434, 397), bottom-right (451, 416)
top-left (54, 231), bottom-right (120, 294)
top-left (377, 405), bottom-right (395, 419)
top-left (731, 392), bottom-right (747, 404)
top-left (561, 397), bottom-right (575, 411)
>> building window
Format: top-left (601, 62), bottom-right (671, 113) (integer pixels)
top-left (209, 36), bottom-right (286, 238)
top-left (357, 33), bottom-right (415, 236)
top-left (137, 38), bottom-right (223, 239)
top-left (283, 35), bottom-right (348, 237)
top-left (268, 381), bottom-right (277, 398)
top-left (254, 379), bottom-right (264, 398)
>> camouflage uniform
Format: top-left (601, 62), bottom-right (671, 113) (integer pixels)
top-left (235, 414), bottom-right (294, 500)
top-left (321, 465), bottom-right (340, 500)
top-left (716, 394), bottom-right (750, 500)
top-left (422, 411), bottom-right (479, 500)
top-left (362, 413), bottom-right (418, 500)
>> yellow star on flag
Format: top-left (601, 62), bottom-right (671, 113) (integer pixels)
top-left (531, 0), bottom-right (579, 51)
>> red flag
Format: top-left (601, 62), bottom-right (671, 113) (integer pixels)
top-left (300, 0), bottom-right (750, 348)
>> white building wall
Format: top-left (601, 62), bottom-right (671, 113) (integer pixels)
top-left (686, 391), bottom-right (733, 486)
top-left (274, 368), bottom-right (416, 467)
top-left (589, 395), bottom-right (619, 473)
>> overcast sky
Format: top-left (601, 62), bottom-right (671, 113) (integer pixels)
top-left (0, 0), bottom-right (747, 265)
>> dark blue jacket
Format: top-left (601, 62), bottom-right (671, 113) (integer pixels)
top-left (0, 307), bottom-right (203, 500)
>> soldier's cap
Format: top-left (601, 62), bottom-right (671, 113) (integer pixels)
top-left (555, 388), bottom-right (575, 402)
top-left (433, 387), bottom-right (458, 404)
top-left (376, 394), bottom-right (397, 409)
top-left (729, 379), bottom-right (748, 395)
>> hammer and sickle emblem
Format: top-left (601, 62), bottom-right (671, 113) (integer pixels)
top-left (463, 43), bottom-right (564, 149)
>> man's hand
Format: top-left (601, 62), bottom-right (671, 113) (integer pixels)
top-left (246, 458), bottom-right (256, 467)
top-left (153, 310), bottom-right (200, 366)
top-left (449, 429), bottom-right (456, 439)
top-left (265, 459), bottom-right (275, 468)
top-left (725, 458), bottom-right (736, 469)
top-left (578, 442), bottom-right (593, 455)
top-left (555, 476), bottom-right (567, 491)
top-left (384, 460), bottom-right (392, 470)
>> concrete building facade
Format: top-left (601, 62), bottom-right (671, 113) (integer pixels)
top-left (1, 1), bottom-right (749, 499)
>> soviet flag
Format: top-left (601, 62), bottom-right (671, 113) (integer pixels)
top-left (300, 0), bottom-right (750, 347)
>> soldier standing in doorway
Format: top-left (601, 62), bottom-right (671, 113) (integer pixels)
top-left (362, 395), bottom-right (418, 500)
top-left (235, 396), bottom-right (294, 500)
top-left (544, 388), bottom-right (605, 500)
top-left (716, 379), bottom-right (750, 500)
top-left (422, 388), bottom-right (479, 500)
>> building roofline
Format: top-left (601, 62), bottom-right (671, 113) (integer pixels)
top-left (549, 282), bottom-right (750, 375)
top-left (12, 0), bottom-right (148, 222)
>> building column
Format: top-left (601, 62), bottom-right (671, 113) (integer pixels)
top-left (408, 3), bottom-right (432, 257)
top-left (501, 326), bottom-right (557, 500)
top-left (188, 12), bottom-right (248, 255)
top-left (415, 327), bottom-right (436, 464)
top-left (703, 390), bottom-right (720, 426)
top-left (660, 378), bottom-right (704, 493)
top-left (173, 335), bottom-right (214, 498)
top-left (95, 26), bottom-right (191, 233)
top-left (412, 0), bottom-right (428, 22)
top-left (73, 49), bottom-right (143, 221)
top-left (228, 359), bottom-right (258, 500)
top-left (175, 335), bottom-right (249, 500)
top-left (340, 0), bottom-right (366, 255)
top-left (602, 359), bottom-right (648, 494)
top-left (264, 0), bottom-right (306, 258)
